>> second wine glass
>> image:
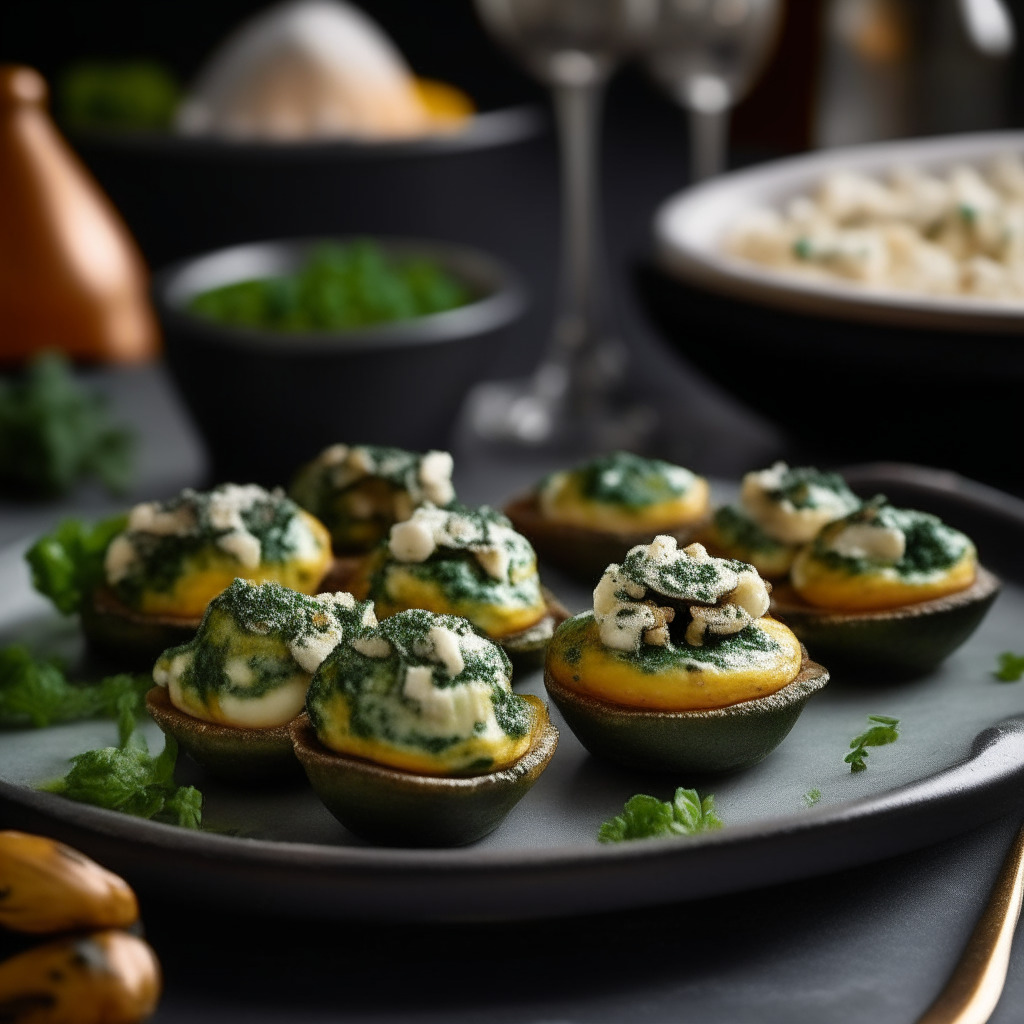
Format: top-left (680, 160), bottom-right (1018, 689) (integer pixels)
top-left (645, 0), bottom-right (782, 182)
top-left (468, 0), bottom-right (658, 451)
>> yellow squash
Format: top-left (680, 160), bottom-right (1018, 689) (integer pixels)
top-left (0, 831), bottom-right (138, 935)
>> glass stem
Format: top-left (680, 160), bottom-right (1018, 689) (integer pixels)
top-left (540, 76), bottom-right (614, 414)
top-left (688, 106), bottom-right (728, 182)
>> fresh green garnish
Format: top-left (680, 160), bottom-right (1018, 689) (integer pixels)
top-left (188, 241), bottom-right (472, 333)
top-left (42, 731), bottom-right (202, 829)
top-left (25, 514), bottom-right (127, 615)
top-left (994, 652), bottom-right (1024, 682)
top-left (0, 353), bottom-right (134, 498)
top-left (803, 788), bottom-right (822, 807)
top-left (845, 715), bottom-right (900, 773)
top-left (598, 787), bottom-right (722, 843)
top-left (59, 60), bottom-right (180, 131)
top-left (0, 643), bottom-right (149, 729)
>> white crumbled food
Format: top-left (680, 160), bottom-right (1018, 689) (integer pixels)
top-left (593, 536), bottom-right (771, 651)
top-left (351, 634), bottom-right (392, 659)
top-left (312, 444), bottom-right (455, 510)
top-left (740, 462), bottom-right (859, 545)
top-left (726, 156), bottom-right (1024, 300)
top-left (288, 591), bottom-right (373, 674)
top-left (104, 484), bottom-right (307, 587)
top-left (388, 505), bottom-right (519, 582)
top-left (826, 522), bottom-right (906, 563)
top-left (401, 664), bottom-right (495, 737)
top-left (206, 483), bottom-right (272, 568)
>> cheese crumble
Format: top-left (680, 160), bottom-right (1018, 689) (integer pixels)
top-left (594, 536), bottom-right (771, 651)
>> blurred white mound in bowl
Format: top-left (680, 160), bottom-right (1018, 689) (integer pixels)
top-left (176, 0), bottom-right (439, 141)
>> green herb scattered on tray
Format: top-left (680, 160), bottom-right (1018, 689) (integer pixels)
top-left (994, 652), bottom-right (1024, 682)
top-left (598, 787), bottom-right (722, 843)
top-left (42, 730), bottom-right (202, 830)
top-left (188, 241), bottom-right (473, 333)
top-left (0, 353), bottom-right (134, 499)
top-left (803, 788), bottom-right (821, 807)
top-left (845, 715), bottom-right (900, 773)
top-left (0, 643), bottom-right (149, 730)
top-left (25, 514), bottom-right (127, 616)
top-left (59, 60), bottom-right (180, 131)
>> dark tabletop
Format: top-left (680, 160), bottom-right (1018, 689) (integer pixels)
top-left (1, 363), bottom-right (1022, 1024)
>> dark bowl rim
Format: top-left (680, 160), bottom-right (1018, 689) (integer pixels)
top-left (68, 104), bottom-right (545, 163)
top-left (152, 235), bottom-right (528, 356)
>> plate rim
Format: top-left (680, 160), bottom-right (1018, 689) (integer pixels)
top-left (653, 130), bottom-right (1024, 333)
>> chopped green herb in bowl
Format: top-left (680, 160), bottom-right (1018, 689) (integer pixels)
top-left (188, 241), bottom-right (473, 332)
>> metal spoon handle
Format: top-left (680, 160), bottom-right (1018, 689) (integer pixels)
top-left (916, 822), bottom-right (1024, 1024)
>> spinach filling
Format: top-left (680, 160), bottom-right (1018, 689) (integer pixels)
top-left (618, 545), bottom-right (750, 606)
top-left (713, 506), bottom-right (789, 555)
top-left (375, 549), bottom-right (540, 608)
top-left (159, 580), bottom-right (372, 704)
top-left (812, 502), bottom-right (971, 579)
top-left (557, 612), bottom-right (783, 674)
top-left (113, 489), bottom-right (307, 606)
top-left (308, 610), bottom-right (531, 759)
top-left (549, 451), bottom-right (696, 509)
top-left (761, 466), bottom-right (858, 511)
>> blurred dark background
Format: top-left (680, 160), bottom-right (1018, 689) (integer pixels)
top-left (5, 1), bottom-right (1024, 484)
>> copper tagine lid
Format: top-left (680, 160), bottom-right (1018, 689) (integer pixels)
top-left (0, 65), bottom-right (159, 363)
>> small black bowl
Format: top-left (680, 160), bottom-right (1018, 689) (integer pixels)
top-left (153, 236), bottom-right (526, 486)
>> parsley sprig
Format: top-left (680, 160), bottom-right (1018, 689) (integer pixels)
top-left (0, 644), bottom-right (149, 729)
top-left (0, 353), bottom-right (134, 498)
top-left (42, 731), bottom-right (202, 830)
top-left (845, 715), bottom-right (900, 773)
top-left (995, 652), bottom-right (1024, 682)
top-left (598, 787), bottom-right (722, 843)
top-left (25, 514), bottom-right (126, 615)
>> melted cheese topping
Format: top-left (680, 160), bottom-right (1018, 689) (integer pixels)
top-left (153, 579), bottom-right (374, 728)
top-left (307, 609), bottom-right (538, 775)
top-left (363, 505), bottom-right (548, 640)
top-left (791, 502), bottom-right (977, 611)
top-left (740, 463), bottom-right (860, 545)
top-left (593, 536), bottom-right (770, 651)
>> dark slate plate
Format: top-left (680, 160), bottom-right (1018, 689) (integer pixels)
top-left (2, 465), bottom-right (1024, 922)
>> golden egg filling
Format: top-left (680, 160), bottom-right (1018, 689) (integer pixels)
top-left (153, 579), bottom-right (376, 729)
top-left (356, 504), bottom-right (549, 641)
top-left (103, 484), bottom-right (332, 619)
top-left (546, 536), bottom-right (802, 711)
top-left (702, 463), bottom-right (860, 578)
top-left (306, 609), bottom-right (544, 776)
top-left (538, 451), bottom-right (709, 534)
top-left (790, 499), bottom-right (977, 612)
top-left (290, 444), bottom-right (456, 553)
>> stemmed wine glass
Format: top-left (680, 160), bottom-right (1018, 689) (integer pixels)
top-left (467, 0), bottom-right (658, 451)
top-left (645, 0), bottom-right (782, 182)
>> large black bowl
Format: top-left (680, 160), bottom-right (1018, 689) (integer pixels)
top-left (634, 261), bottom-right (1024, 492)
top-left (153, 236), bottom-right (526, 487)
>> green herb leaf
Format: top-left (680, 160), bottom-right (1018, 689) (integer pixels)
top-left (188, 241), bottom-right (472, 333)
top-left (803, 788), bottom-right (821, 807)
top-left (42, 734), bottom-right (202, 829)
top-left (598, 787), bottom-right (722, 843)
top-left (0, 353), bottom-right (134, 498)
top-left (0, 644), bottom-right (148, 729)
top-left (25, 514), bottom-right (127, 615)
top-left (845, 715), bottom-right (900, 773)
top-left (995, 652), bottom-right (1024, 682)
